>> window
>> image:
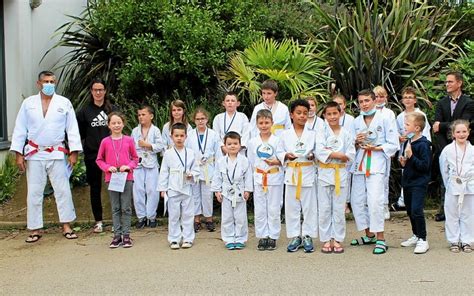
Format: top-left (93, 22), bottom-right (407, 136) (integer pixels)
top-left (0, 0), bottom-right (7, 150)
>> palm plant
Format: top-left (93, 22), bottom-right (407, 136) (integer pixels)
top-left (219, 37), bottom-right (332, 106)
top-left (308, 0), bottom-right (461, 104)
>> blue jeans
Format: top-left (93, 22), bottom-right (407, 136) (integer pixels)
top-left (404, 186), bottom-right (427, 240)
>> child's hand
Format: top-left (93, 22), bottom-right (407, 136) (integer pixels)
top-left (405, 143), bottom-right (412, 159)
top-left (330, 151), bottom-right (349, 162)
top-left (355, 133), bottom-right (366, 145)
top-left (119, 165), bottom-right (130, 172)
top-left (220, 146), bottom-right (227, 155)
top-left (108, 166), bottom-right (117, 173)
top-left (285, 152), bottom-right (297, 161)
top-left (306, 153), bottom-right (315, 161)
top-left (215, 192), bottom-right (223, 203)
top-left (264, 157), bottom-right (281, 166)
top-left (399, 135), bottom-right (407, 143)
top-left (138, 140), bottom-right (151, 149)
top-left (160, 191), bottom-right (165, 198)
top-left (399, 156), bottom-right (406, 167)
top-left (243, 192), bottom-right (250, 201)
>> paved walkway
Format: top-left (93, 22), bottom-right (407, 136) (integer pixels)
top-left (0, 218), bottom-right (471, 295)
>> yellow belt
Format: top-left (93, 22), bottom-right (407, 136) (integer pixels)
top-left (255, 167), bottom-right (280, 192)
top-left (318, 162), bottom-right (346, 196)
top-left (271, 124), bottom-right (285, 135)
top-left (287, 161), bottom-right (313, 200)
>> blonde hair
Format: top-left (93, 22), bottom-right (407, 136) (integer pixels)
top-left (373, 85), bottom-right (388, 97)
top-left (450, 119), bottom-right (470, 137)
top-left (192, 106), bottom-right (210, 122)
top-left (405, 112), bottom-right (426, 131)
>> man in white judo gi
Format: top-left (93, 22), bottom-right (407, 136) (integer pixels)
top-left (10, 71), bottom-right (82, 243)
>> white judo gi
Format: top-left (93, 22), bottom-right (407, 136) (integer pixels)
top-left (10, 93), bottom-right (82, 230)
top-left (161, 122), bottom-right (193, 149)
top-left (440, 142), bottom-right (474, 245)
top-left (339, 113), bottom-right (355, 203)
top-left (305, 116), bottom-right (325, 132)
top-left (351, 110), bottom-right (399, 233)
top-left (277, 127), bottom-right (318, 238)
top-left (131, 124), bottom-right (164, 221)
top-left (158, 147), bottom-right (200, 243)
top-left (315, 124), bottom-right (355, 242)
top-left (247, 134), bottom-right (284, 240)
top-left (250, 101), bottom-right (292, 138)
top-left (186, 127), bottom-right (220, 217)
top-left (378, 107), bottom-right (398, 206)
top-left (212, 111), bottom-right (250, 152)
top-left (211, 154), bottom-right (253, 244)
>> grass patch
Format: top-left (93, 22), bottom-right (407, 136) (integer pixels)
top-left (0, 154), bottom-right (21, 204)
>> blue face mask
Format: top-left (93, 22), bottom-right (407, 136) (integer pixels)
top-left (406, 132), bottom-right (415, 139)
top-left (376, 103), bottom-right (386, 109)
top-left (360, 108), bottom-right (376, 116)
top-left (42, 83), bottom-right (55, 96)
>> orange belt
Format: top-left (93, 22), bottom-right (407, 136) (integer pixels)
top-left (287, 161), bottom-right (313, 200)
top-left (25, 140), bottom-right (69, 158)
top-left (255, 167), bottom-right (280, 192)
top-left (358, 149), bottom-right (372, 177)
top-left (318, 162), bottom-right (346, 196)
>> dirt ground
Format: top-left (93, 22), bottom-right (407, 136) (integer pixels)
top-left (0, 217), bottom-right (472, 295)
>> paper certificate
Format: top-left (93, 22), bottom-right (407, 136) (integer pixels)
top-left (108, 172), bottom-right (128, 192)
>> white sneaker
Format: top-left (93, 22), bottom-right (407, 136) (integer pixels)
top-left (401, 235), bottom-right (418, 247)
top-left (181, 241), bottom-right (193, 249)
top-left (397, 197), bottom-right (405, 208)
top-left (414, 239), bottom-right (429, 254)
top-left (170, 242), bottom-right (180, 250)
top-left (384, 205), bottom-right (390, 220)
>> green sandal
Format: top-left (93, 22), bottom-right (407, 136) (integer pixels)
top-left (373, 240), bottom-right (388, 255)
top-left (350, 235), bottom-right (377, 246)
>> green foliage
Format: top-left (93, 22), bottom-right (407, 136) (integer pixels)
top-left (309, 0), bottom-right (462, 104)
top-left (71, 154), bottom-right (88, 187)
top-left (448, 40), bottom-right (474, 95)
top-left (0, 155), bottom-right (21, 204)
top-left (220, 37), bottom-right (331, 106)
top-left (48, 0), bottom-right (320, 109)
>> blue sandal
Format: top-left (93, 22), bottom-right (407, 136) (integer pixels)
top-left (373, 240), bottom-right (388, 255)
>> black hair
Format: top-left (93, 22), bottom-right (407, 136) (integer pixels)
top-left (224, 131), bottom-right (241, 144)
top-left (358, 89), bottom-right (376, 101)
top-left (171, 122), bottom-right (187, 135)
top-left (90, 77), bottom-right (113, 113)
top-left (322, 101), bottom-right (342, 114)
top-left (289, 99), bottom-right (310, 113)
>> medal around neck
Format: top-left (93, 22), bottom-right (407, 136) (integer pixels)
top-left (256, 143), bottom-right (274, 160)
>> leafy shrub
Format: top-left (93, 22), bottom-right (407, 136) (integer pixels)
top-left (0, 155), bottom-right (21, 204)
top-left (448, 40), bottom-right (474, 96)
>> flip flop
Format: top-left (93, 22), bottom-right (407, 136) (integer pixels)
top-left (63, 232), bottom-right (78, 240)
top-left (333, 241), bottom-right (344, 254)
top-left (321, 242), bottom-right (333, 254)
top-left (25, 234), bottom-right (42, 243)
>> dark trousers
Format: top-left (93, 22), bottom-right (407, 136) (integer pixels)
top-left (404, 186), bottom-right (427, 240)
top-left (84, 157), bottom-right (103, 222)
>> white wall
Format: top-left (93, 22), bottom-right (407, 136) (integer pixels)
top-left (2, 0), bottom-right (87, 160)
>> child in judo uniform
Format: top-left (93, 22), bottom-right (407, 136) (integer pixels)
top-left (162, 99), bottom-right (193, 148)
top-left (212, 132), bottom-right (253, 250)
top-left (158, 123), bottom-right (200, 249)
top-left (247, 109), bottom-right (284, 251)
top-left (316, 102), bottom-right (355, 254)
top-left (440, 120), bottom-right (474, 253)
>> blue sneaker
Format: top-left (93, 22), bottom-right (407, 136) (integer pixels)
top-left (303, 235), bottom-right (314, 253)
top-left (225, 243), bottom-right (235, 250)
top-left (287, 236), bottom-right (302, 252)
top-left (234, 242), bottom-right (245, 250)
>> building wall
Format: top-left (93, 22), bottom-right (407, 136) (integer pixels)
top-left (1, 0), bottom-right (87, 161)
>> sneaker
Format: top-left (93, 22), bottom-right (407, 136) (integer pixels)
top-left (234, 242), bottom-right (245, 250)
top-left (194, 222), bottom-right (201, 233)
top-left (93, 222), bottom-right (103, 233)
top-left (401, 235), bottom-right (418, 247)
top-left (384, 205), bottom-right (390, 220)
top-left (225, 243), bottom-right (236, 250)
top-left (205, 221), bottom-right (216, 232)
top-left (303, 235), bottom-right (314, 253)
top-left (109, 236), bottom-right (122, 248)
top-left (287, 236), bottom-right (302, 252)
top-left (149, 219), bottom-right (157, 228)
top-left (390, 202), bottom-right (405, 212)
top-left (182, 241), bottom-right (193, 249)
top-left (266, 239), bottom-right (277, 251)
top-left (122, 235), bottom-right (133, 248)
top-left (170, 242), bottom-right (180, 250)
top-left (136, 218), bottom-right (147, 229)
top-left (257, 238), bottom-right (267, 251)
top-left (414, 239), bottom-right (429, 254)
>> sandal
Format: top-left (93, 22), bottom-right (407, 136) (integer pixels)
top-left (321, 242), bottom-right (333, 254)
top-left (351, 235), bottom-right (376, 246)
top-left (63, 232), bottom-right (78, 240)
top-left (373, 240), bottom-right (388, 255)
top-left (461, 243), bottom-right (472, 253)
top-left (333, 241), bottom-right (344, 254)
top-left (25, 234), bottom-right (42, 243)
top-left (93, 223), bottom-right (103, 233)
top-left (449, 243), bottom-right (460, 253)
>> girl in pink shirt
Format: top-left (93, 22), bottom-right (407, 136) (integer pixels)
top-left (96, 112), bottom-right (139, 248)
